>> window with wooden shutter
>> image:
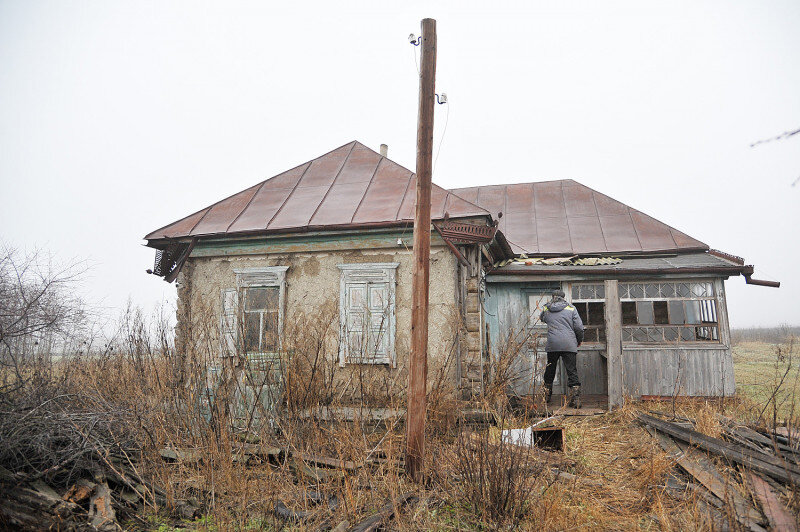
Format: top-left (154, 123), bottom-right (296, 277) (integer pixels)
top-left (338, 263), bottom-right (398, 366)
top-left (220, 266), bottom-right (288, 357)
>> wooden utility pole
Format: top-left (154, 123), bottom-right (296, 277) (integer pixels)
top-left (405, 17), bottom-right (437, 482)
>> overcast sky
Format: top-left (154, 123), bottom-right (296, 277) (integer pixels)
top-left (1, 1), bottom-right (798, 328)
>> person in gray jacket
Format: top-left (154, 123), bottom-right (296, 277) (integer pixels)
top-left (539, 289), bottom-right (585, 408)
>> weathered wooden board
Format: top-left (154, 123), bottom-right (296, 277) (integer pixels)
top-left (749, 472), bottom-right (797, 532)
top-left (605, 279), bottom-right (622, 409)
top-left (622, 347), bottom-right (735, 398)
top-left (651, 430), bottom-right (765, 532)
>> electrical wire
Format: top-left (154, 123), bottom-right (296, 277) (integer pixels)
top-left (432, 99), bottom-right (449, 178)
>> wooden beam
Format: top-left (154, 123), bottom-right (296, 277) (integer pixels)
top-left (405, 17), bottom-right (437, 483)
top-left (604, 279), bottom-right (623, 409)
top-left (749, 472), bottom-right (797, 532)
top-left (651, 429), bottom-right (766, 532)
top-left (639, 414), bottom-right (800, 485)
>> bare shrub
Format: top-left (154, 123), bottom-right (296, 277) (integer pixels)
top-left (450, 419), bottom-right (547, 529)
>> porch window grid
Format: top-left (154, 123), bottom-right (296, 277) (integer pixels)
top-left (618, 281), bottom-right (719, 343)
top-left (570, 283), bottom-right (606, 344)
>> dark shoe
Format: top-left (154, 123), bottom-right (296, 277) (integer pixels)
top-left (543, 385), bottom-right (552, 404)
top-left (567, 385), bottom-right (581, 408)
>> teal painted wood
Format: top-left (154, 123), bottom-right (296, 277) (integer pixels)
top-left (485, 281), bottom-right (608, 397)
top-left (191, 231), bottom-right (445, 257)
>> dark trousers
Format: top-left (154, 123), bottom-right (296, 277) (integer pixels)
top-left (543, 351), bottom-right (580, 388)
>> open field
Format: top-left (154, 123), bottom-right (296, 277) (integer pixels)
top-left (733, 340), bottom-right (800, 422)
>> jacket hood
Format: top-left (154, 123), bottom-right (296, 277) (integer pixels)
top-left (546, 299), bottom-right (568, 312)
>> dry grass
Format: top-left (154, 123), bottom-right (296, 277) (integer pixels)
top-left (4, 298), bottom-right (799, 531)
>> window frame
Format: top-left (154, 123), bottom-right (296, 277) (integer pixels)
top-left (220, 266), bottom-right (289, 358)
top-left (567, 282), bottom-right (606, 345)
top-left (337, 263), bottom-right (399, 367)
top-left (617, 279), bottom-right (722, 346)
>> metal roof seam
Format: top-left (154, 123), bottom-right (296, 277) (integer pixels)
top-left (578, 181), bottom-right (706, 250)
top-left (627, 208), bottom-right (645, 251)
top-left (265, 159), bottom-right (315, 230)
top-left (560, 181), bottom-right (575, 254)
top-left (351, 155), bottom-right (386, 224)
top-left (531, 182), bottom-right (540, 252)
top-left (225, 179), bottom-right (268, 233)
top-left (394, 171), bottom-right (414, 221)
top-left (308, 142), bottom-right (357, 225)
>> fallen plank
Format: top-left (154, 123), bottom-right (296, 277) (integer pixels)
top-left (298, 406), bottom-right (403, 422)
top-left (639, 413), bottom-right (800, 486)
top-left (748, 473), bottom-right (797, 532)
top-left (290, 458), bottom-right (345, 483)
top-left (159, 448), bottom-right (202, 463)
top-left (650, 429), bottom-right (766, 532)
top-left (295, 452), bottom-right (361, 471)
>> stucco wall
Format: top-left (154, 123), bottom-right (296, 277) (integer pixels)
top-left (178, 244), bottom-right (463, 395)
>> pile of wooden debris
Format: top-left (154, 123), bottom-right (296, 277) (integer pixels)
top-left (0, 384), bottom-right (197, 530)
top-left (639, 411), bottom-right (799, 531)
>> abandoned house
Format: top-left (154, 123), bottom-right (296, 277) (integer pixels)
top-left (145, 140), bottom-right (772, 410)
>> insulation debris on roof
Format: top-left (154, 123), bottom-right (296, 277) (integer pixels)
top-left (493, 256), bottom-right (624, 268)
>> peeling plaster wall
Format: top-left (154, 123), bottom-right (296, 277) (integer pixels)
top-left (179, 244), bottom-right (463, 393)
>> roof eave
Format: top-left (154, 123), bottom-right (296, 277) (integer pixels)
top-left (145, 214), bottom-right (494, 249)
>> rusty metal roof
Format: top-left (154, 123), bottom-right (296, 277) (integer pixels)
top-left (451, 180), bottom-right (709, 256)
top-left (145, 141), bottom-right (491, 242)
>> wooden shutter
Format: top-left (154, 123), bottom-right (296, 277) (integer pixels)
top-left (221, 288), bottom-right (238, 357)
top-left (345, 283), bottom-right (368, 361)
top-left (338, 263), bottom-right (398, 366)
top-left (368, 282), bottom-right (390, 363)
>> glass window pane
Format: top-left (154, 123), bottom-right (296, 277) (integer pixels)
top-left (622, 302), bottom-right (637, 325)
top-left (685, 300), bottom-right (701, 324)
top-left (632, 327), bottom-right (648, 342)
top-left (668, 300), bottom-right (685, 324)
top-left (598, 328), bottom-right (607, 343)
top-left (245, 287), bottom-right (270, 311)
top-left (588, 302), bottom-right (604, 325)
top-left (677, 283), bottom-right (692, 297)
top-left (680, 327), bottom-right (696, 341)
top-left (630, 284), bottom-right (645, 299)
top-left (244, 313), bottom-right (261, 352)
top-left (654, 301), bottom-right (669, 324)
top-left (637, 301), bottom-right (654, 325)
top-left (661, 283), bottom-right (675, 297)
top-left (575, 302), bottom-right (588, 324)
top-left (584, 329), bottom-right (598, 343)
top-left (647, 328), bottom-right (663, 342)
top-left (664, 327), bottom-right (679, 341)
top-left (596, 284), bottom-right (605, 299)
top-left (572, 285), bottom-right (580, 299)
top-left (645, 283), bottom-right (659, 298)
top-left (622, 329), bottom-right (634, 342)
